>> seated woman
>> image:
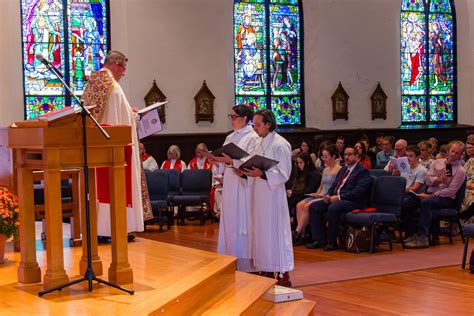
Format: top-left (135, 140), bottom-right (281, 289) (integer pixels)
top-left (355, 141), bottom-right (372, 169)
top-left (291, 139), bottom-right (317, 166)
top-left (460, 136), bottom-right (474, 222)
top-left (287, 152), bottom-right (321, 219)
top-left (161, 145), bottom-right (187, 171)
top-left (292, 145), bottom-right (341, 246)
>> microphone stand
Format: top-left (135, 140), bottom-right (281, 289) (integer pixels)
top-left (37, 60), bottom-right (134, 296)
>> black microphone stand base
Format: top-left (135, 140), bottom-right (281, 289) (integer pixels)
top-left (38, 267), bottom-right (134, 297)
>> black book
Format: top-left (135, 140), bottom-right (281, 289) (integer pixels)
top-left (211, 142), bottom-right (249, 160)
top-left (239, 155), bottom-right (279, 172)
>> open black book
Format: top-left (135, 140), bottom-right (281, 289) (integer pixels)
top-left (211, 142), bottom-right (249, 160)
top-left (239, 155), bottom-right (279, 172)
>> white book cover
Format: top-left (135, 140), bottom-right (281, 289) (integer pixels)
top-left (389, 156), bottom-right (410, 173)
top-left (138, 109), bottom-right (163, 139)
top-left (137, 101), bottom-right (168, 115)
top-left (263, 285), bottom-right (303, 303)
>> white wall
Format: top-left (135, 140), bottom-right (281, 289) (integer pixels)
top-left (0, 0), bottom-right (473, 132)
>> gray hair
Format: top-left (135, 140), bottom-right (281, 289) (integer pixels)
top-left (104, 50), bottom-right (128, 66)
top-left (167, 145), bottom-right (181, 160)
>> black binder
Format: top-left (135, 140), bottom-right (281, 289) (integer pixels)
top-left (211, 142), bottom-right (249, 160)
top-left (239, 155), bottom-right (279, 172)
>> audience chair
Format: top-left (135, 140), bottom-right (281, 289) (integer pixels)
top-left (170, 169), bottom-right (212, 225)
top-left (345, 176), bottom-right (406, 253)
top-left (145, 170), bottom-right (172, 231)
top-left (430, 180), bottom-right (466, 245)
top-left (163, 169), bottom-right (181, 224)
top-left (461, 223), bottom-right (474, 269)
top-left (368, 169), bottom-right (391, 177)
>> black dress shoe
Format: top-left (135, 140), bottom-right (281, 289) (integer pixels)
top-left (305, 241), bottom-right (327, 249)
top-left (323, 243), bottom-right (338, 251)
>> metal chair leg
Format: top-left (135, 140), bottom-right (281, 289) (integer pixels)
top-left (370, 225), bottom-right (376, 253)
top-left (462, 237), bottom-right (470, 269)
top-left (457, 218), bottom-right (465, 244)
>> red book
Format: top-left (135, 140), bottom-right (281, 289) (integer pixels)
top-left (38, 106), bottom-right (80, 121)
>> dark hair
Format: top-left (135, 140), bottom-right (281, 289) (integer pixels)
top-left (344, 145), bottom-right (359, 156)
top-left (254, 109), bottom-right (277, 131)
top-left (375, 132), bottom-right (384, 138)
top-left (322, 144), bottom-right (338, 158)
top-left (383, 136), bottom-right (393, 144)
top-left (232, 104), bottom-right (253, 123)
top-left (300, 139), bottom-right (314, 153)
top-left (355, 141), bottom-right (368, 160)
top-left (406, 145), bottom-right (421, 157)
top-left (292, 152), bottom-right (316, 192)
top-left (336, 136), bottom-right (345, 141)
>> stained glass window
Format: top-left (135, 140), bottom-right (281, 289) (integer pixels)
top-left (21, 0), bottom-right (110, 120)
top-left (401, 0), bottom-right (456, 124)
top-left (234, 0), bottom-right (303, 126)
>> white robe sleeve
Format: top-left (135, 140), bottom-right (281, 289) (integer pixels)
top-left (265, 139), bottom-right (292, 191)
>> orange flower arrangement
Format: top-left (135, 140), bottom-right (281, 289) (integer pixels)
top-left (0, 187), bottom-right (19, 238)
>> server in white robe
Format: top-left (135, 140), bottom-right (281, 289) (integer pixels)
top-left (211, 105), bottom-right (259, 272)
top-left (82, 50), bottom-right (152, 237)
top-left (242, 109), bottom-right (294, 285)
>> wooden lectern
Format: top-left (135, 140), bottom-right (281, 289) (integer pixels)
top-left (8, 114), bottom-right (134, 289)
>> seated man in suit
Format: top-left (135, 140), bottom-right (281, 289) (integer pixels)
top-left (306, 146), bottom-right (372, 251)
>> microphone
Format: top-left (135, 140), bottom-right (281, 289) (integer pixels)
top-left (36, 54), bottom-right (63, 78)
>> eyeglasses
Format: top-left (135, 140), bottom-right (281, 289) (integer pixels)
top-left (344, 153), bottom-right (355, 156)
top-left (228, 114), bottom-right (243, 120)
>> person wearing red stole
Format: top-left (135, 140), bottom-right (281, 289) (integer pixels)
top-left (140, 142), bottom-right (158, 172)
top-left (161, 145), bottom-right (187, 172)
top-left (82, 50), bottom-right (152, 239)
top-left (188, 143), bottom-right (213, 170)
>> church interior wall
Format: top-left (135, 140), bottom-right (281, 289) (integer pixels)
top-left (0, 0), bottom-right (473, 133)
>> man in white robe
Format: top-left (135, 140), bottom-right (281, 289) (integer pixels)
top-left (242, 109), bottom-right (294, 286)
top-left (82, 50), bottom-right (152, 238)
top-left (211, 105), bottom-right (259, 272)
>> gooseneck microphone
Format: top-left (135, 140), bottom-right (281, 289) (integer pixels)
top-left (35, 54), bottom-right (63, 78)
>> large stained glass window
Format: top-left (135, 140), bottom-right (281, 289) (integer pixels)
top-left (21, 0), bottom-right (110, 120)
top-left (401, 0), bottom-right (456, 124)
top-left (234, 0), bottom-right (304, 126)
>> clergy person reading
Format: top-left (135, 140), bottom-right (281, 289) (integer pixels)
top-left (241, 109), bottom-right (294, 287)
top-left (82, 50), bottom-right (153, 241)
top-left (209, 105), bottom-right (259, 272)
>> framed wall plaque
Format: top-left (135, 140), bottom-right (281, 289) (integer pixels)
top-left (194, 80), bottom-right (215, 123)
top-left (331, 82), bottom-right (349, 121)
top-left (144, 80), bottom-right (166, 123)
top-left (371, 82), bottom-right (387, 120)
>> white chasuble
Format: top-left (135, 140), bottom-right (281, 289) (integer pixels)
top-left (217, 125), bottom-right (259, 272)
top-left (83, 69), bottom-right (145, 236)
top-left (252, 132), bottom-right (294, 273)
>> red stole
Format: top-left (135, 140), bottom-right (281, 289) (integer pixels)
top-left (162, 159), bottom-right (183, 171)
top-left (189, 157), bottom-right (212, 170)
top-left (141, 153), bottom-right (151, 162)
top-left (96, 124), bottom-right (133, 207)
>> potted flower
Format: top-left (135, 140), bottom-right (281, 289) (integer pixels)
top-left (0, 186), bottom-right (19, 263)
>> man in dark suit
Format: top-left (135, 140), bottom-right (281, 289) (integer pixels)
top-left (306, 146), bottom-right (372, 251)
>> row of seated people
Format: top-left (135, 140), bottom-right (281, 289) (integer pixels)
top-left (287, 135), bottom-right (474, 251)
top-left (291, 134), bottom-right (446, 172)
top-left (140, 142), bottom-right (215, 172)
top-left (141, 142), bottom-right (224, 218)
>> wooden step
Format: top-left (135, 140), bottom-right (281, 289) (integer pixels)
top-left (243, 286), bottom-right (316, 316)
top-left (199, 271), bottom-right (277, 315)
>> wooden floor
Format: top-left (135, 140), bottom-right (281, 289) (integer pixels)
top-left (138, 221), bottom-right (474, 315)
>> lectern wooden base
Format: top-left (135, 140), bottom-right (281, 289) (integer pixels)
top-left (8, 117), bottom-right (133, 290)
top-left (17, 262), bottom-right (41, 284)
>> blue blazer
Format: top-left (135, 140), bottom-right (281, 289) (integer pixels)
top-left (328, 163), bottom-right (372, 206)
